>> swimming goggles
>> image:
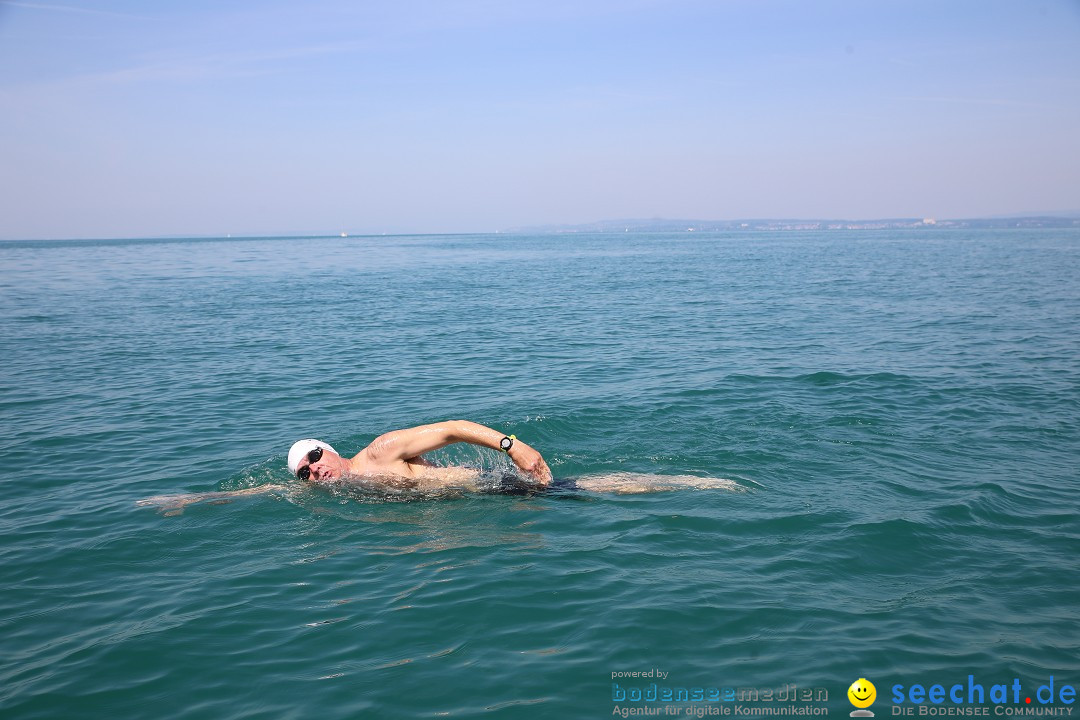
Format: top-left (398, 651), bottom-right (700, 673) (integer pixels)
top-left (296, 446), bottom-right (323, 480)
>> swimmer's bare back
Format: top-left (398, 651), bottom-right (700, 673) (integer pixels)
top-left (572, 473), bottom-right (742, 494)
top-left (343, 465), bottom-right (485, 492)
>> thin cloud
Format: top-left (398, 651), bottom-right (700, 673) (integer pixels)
top-left (3, 1), bottom-right (143, 19)
top-left (890, 95), bottom-right (1054, 111)
top-left (3, 40), bottom-right (366, 92)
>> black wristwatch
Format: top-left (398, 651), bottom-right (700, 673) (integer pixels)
top-left (499, 435), bottom-right (516, 453)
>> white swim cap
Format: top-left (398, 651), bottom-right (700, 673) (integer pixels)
top-left (288, 439), bottom-right (337, 474)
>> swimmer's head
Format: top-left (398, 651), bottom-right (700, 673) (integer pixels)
top-left (288, 439), bottom-right (339, 481)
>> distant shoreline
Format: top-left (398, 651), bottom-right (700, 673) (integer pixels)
top-left (3, 217), bottom-right (1079, 243)
top-left (503, 216), bottom-right (1080, 234)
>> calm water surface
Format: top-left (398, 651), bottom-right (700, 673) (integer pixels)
top-left (1, 230), bottom-right (1078, 718)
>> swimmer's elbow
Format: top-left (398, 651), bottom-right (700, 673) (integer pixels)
top-left (442, 419), bottom-right (481, 444)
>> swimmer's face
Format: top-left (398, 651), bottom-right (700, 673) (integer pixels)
top-left (297, 447), bottom-right (341, 482)
top-left (848, 679), bottom-right (876, 709)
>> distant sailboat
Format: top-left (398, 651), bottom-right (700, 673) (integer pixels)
top-left (340, 231), bottom-right (348, 238)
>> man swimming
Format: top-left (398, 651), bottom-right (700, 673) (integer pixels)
top-left (137, 419), bottom-right (741, 513)
top-left (287, 419), bottom-right (552, 491)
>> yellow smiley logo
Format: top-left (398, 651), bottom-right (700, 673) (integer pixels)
top-left (848, 678), bottom-right (877, 709)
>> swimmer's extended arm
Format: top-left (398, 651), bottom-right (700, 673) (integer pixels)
top-left (364, 420), bottom-right (552, 485)
top-left (136, 484), bottom-right (288, 514)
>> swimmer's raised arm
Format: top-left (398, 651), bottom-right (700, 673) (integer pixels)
top-left (363, 420), bottom-right (552, 485)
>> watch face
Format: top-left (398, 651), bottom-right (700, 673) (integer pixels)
top-left (500, 437), bottom-right (512, 450)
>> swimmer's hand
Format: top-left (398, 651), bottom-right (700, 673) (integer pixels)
top-left (509, 442), bottom-right (552, 486)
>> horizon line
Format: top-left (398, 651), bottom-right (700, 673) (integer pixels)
top-left (3, 213), bottom-right (1080, 243)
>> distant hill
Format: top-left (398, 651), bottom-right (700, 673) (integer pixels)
top-left (503, 216), bottom-right (1080, 233)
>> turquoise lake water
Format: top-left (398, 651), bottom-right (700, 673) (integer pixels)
top-left (1, 230), bottom-right (1078, 718)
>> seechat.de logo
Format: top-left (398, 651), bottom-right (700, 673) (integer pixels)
top-left (849, 678), bottom-right (877, 717)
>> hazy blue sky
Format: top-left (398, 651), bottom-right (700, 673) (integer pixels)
top-left (1, 0), bottom-right (1078, 238)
